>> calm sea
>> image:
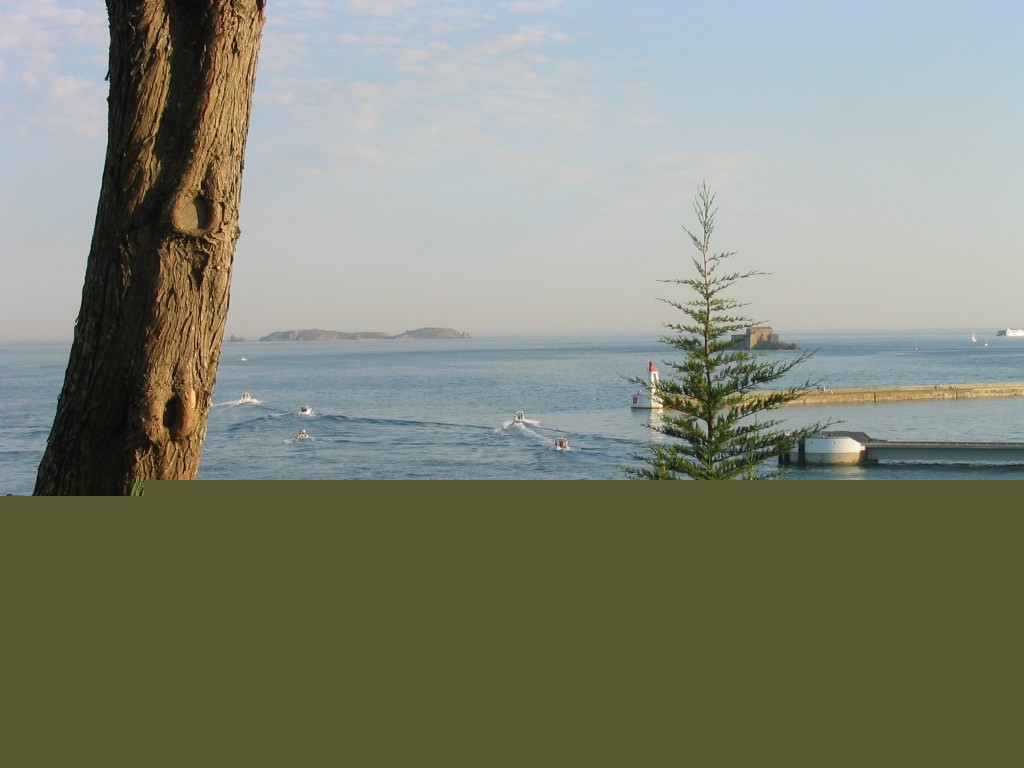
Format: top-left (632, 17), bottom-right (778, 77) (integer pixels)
top-left (4, 329), bottom-right (1024, 491)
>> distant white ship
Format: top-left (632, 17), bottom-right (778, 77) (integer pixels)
top-left (996, 329), bottom-right (1024, 337)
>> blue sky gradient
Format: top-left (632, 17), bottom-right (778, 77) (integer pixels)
top-left (2, 0), bottom-right (1022, 341)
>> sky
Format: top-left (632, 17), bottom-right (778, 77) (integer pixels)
top-left (1, 0), bottom-right (1023, 342)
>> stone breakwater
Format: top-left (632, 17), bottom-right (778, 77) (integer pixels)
top-left (774, 382), bottom-right (1024, 406)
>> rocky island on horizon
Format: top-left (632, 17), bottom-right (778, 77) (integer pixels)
top-left (259, 327), bottom-right (470, 341)
top-left (729, 326), bottom-right (799, 351)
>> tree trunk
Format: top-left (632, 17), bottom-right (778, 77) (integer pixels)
top-left (35, 1), bottom-right (265, 495)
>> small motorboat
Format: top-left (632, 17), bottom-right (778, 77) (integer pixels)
top-left (513, 411), bottom-right (526, 424)
top-left (240, 392), bottom-right (254, 403)
top-left (300, 405), bottom-right (313, 415)
top-left (555, 438), bottom-right (570, 451)
top-left (296, 429), bottom-right (311, 440)
top-left (240, 357), bottom-right (248, 362)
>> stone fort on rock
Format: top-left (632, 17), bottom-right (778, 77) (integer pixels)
top-left (730, 326), bottom-right (799, 350)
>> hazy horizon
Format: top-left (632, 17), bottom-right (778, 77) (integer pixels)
top-left (3, 325), bottom-right (1014, 347)
top-left (3, 1), bottom-right (1023, 344)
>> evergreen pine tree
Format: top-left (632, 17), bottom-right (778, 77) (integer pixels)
top-left (626, 182), bottom-right (832, 479)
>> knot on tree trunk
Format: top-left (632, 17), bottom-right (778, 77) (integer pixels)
top-left (170, 191), bottom-right (222, 237)
top-left (143, 384), bottom-right (197, 443)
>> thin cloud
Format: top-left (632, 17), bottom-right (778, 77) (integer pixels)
top-left (43, 74), bottom-right (105, 138)
top-left (501, 0), bottom-right (568, 14)
top-left (0, 1), bottom-right (105, 57)
top-left (0, 1), bottom-right (106, 141)
top-left (397, 48), bottom-right (435, 64)
top-left (341, 0), bottom-right (435, 16)
top-left (471, 24), bottom-right (577, 57)
top-left (337, 33), bottom-right (405, 47)
top-left (270, 0), bottom-right (340, 26)
top-left (255, 4), bottom-right (597, 182)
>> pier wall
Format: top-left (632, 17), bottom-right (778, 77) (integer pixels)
top-left (777, 382), bottom-right (1024, 406)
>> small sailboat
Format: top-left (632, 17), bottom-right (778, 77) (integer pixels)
top-left (971, 332), bottom-right (978, 343)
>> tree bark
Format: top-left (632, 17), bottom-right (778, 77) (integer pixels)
top-left (35, 0), bottom-right (265, 495)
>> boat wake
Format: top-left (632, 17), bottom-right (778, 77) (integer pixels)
top-left (500, 411), bottom-right (541, 430)
top-left (499, 418), bottom-right (541, 430)
top-left (284, 428), bottom-right (318, 444)
top-left (215, 395), bottom-right (264, 407)
top-left (502, 417), bottom-right (575, 452)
